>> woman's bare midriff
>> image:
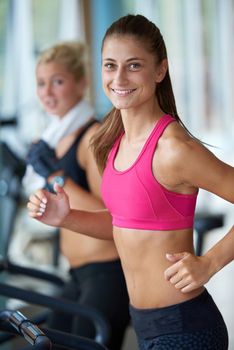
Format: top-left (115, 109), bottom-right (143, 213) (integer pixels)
top-left (60, 228), bottom-right (119, 267)
top-left (113, 227), bottom-right (204, 309)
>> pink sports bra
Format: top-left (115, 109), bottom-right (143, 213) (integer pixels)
top-left (101, 114), bottom-right (198, 231)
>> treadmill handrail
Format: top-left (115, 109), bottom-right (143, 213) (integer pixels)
top-left (0, 309), bottom-right (108, 350)
top-left (0, 282), bottom-right (110, 345)
top-left (0, 310), bottom-right (52, 349)
top-left (0, 258), bottom-right (65, 287)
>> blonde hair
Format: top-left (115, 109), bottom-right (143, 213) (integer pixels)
top-left (37, 41), bottom-right (87, 82)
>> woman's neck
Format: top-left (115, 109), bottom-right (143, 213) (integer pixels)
top-left (120, 100), bottom-right (164, 143)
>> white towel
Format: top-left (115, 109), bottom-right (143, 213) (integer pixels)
top-left (22, 100), bottom-right (94, 194)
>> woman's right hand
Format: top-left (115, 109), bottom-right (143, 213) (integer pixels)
top-left (27, 183), bottom-right (70, 227)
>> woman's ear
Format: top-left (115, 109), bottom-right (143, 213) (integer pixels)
top-left (155, 59), bottom-right (168, 83)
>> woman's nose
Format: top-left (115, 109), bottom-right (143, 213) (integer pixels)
top-left (114, 67), bottom-right (128, 85)
top-left (41, 83), bottom-right (53, 96)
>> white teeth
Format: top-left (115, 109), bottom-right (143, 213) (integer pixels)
top-left (112, 89), bottom-right (135, 96)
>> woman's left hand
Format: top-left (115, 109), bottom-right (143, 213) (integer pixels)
top-left (164, 252), bottom-right (213, 293)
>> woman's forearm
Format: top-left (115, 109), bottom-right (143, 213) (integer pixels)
top-left (61, 208), bottom-right (114, 240)
top-left (204, 225), bottom-right (234, 276)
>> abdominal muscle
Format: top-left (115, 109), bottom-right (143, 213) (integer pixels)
top-left (113, 227), bottom-right (204, 309)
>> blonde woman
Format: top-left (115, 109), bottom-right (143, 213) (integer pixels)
top-left (24, 42), bottom-right (129, 350)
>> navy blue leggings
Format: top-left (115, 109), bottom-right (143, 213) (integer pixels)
top-left (130, 289), bottom-right (228, 350)
top-left (48, 259), bottom-right (130, 350)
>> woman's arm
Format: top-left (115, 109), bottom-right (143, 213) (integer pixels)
top-left (62, 206), bottom-right (113, 240)
top-left (29, 122), bottom-right (114, 240)
top-left (163, 136), bottom-right (234, 292)
top-left (27, 185), bottom-right (113, 240)
top-left (47, 123), bottom-right (105, 211)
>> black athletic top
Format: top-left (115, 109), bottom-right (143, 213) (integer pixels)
top-left (59, 119), bottom-right (97, 190)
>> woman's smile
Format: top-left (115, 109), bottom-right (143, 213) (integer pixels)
top-left (110, 88), bottom-right (137, 96)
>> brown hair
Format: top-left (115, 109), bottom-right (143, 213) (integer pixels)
top-left (37, 41), bottom-right (87, 82)
top-left (91, 14), bottom-right (184, 173)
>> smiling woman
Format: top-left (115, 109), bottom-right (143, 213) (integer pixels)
top-left (27, 15), bottom-right (233, 350)
top-left (36, 60), bottom-right (86, 117)
top-left (101, 36), bottom-right (167, 111)
top-left (22, 41), bottom-right (130, 350)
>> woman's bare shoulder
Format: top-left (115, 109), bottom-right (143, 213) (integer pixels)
top-left (158, 121), bottom-right (201, 165)
top-left (154, 121), bottom-right (210, 191)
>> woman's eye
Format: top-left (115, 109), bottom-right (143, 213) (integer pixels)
top-left (129, 63), bottom-right (141, 70)
top-left (37, 81), bottom-right (45, 88)
top-left (104, 63), bottom-right (114, 70)
top-left (53, 79), bottom-right (64, 85)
